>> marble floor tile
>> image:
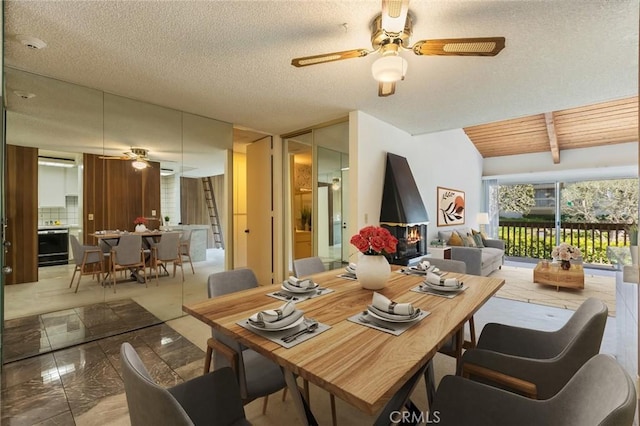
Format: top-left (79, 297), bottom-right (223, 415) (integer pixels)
top-left (32, 410), bottom-right (76, 426)
top-left (1, 376), bottom-right (69, 425)
top-left (1, 353), bottom-right (58, 390)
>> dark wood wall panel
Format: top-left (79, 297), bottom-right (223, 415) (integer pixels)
top-left (83, 154), bottom-right (161, 241)
top-left (5, 145), bottom-right (38, 284)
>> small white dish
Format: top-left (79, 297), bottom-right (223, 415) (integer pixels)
top-left (247, 316), bottom-right (305, 332)
top-left (366, 309), bottom-right (420, 323)
top-left (281, 283), bottom-right (318, 294)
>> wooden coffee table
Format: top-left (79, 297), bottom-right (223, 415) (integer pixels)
top-left (533, 261), bottom-right (584, 291)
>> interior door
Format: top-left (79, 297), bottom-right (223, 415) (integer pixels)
top-left (246, 136), bottom-right (274, 285)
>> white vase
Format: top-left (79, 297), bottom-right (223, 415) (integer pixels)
top-left (631, 246), bottom-right (638, 266)
top-left (356, 254), bottom-right (391, 290)
top-left (135, 224), bottom-right (147, 233)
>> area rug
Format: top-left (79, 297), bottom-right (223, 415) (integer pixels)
top-left (488, 264), bottom-right (616, 317)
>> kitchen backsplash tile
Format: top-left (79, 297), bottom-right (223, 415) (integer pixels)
top-left (39, 195), bottom-right (79, 226)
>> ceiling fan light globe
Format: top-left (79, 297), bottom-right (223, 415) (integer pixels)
top-left (131, 159), bottom-right (148, 170)
top-left (371, 55), bottom-right (407, 83)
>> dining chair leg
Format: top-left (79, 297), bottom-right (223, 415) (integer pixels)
top-left (204, 342), bottom-right (213, 374)
top-left (304, 379), bottom-right (310, 403)
top-left (261, 395), bottom-right (269, 415)
top-left (69, 266), bottom-right (79, 289)
top-left (282, 387), bottom-right (288, 401)
top-left (330, 394), bottom-right (337, 426)
top-left (424, 359), bottom-right (436, 409)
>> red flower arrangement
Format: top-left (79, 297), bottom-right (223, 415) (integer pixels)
top-left (134, 217), bottom-right (147, 225)
top-left (350, 225), bottom-right (398, 255)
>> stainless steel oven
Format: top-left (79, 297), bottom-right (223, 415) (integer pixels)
top-left (38, 227), bottom-right (69, 267)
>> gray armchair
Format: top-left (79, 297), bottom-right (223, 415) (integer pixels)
top-left (110, 234), bottom-right (146, 292)
top-left (292, 256), bottom-right (325, 278)
top-left (120, 342), bottom-right (249, 426)
top-left (204, 269), bottom-right (286, 415)
top-left (150, 232), bottom-right (184, 282)
top-left (69, 234), bottom-right (104, 293)
top-left (460, 297), bottom-right (608, 399)
top-left (432, 354), bottom-right (636, 426)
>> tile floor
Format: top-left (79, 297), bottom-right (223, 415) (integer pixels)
top-left (0, 295), bottom-right (624, 425)
top-left (0, 258), bottom-right (626, 425)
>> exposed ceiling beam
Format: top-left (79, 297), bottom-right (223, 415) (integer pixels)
top-left (544, 112), bottom-right (560, 164)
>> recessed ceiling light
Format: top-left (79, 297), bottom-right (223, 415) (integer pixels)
top-left (13, 91), bottom-right (36, 100)
top-left (15, 35), bottom-right (47, 50)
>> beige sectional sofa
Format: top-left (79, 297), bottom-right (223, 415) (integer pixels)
top-left (437, 227), bottom-right (505, 276)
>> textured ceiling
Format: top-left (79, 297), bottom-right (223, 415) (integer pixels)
top-left (4, 0), bottom-right (638, 143)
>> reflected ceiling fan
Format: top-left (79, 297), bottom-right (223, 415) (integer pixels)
top-left (291, 0), bottom-right (505, 97)
top-left (99, 147), bottom-right (153, 170)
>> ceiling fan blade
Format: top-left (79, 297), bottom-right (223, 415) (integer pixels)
top-left (378, 81), bottom-right (396, 97)
top-left (381, 0), bottom-right (410, 34)
top-left (412, 37), bottom-right (506, 56)
top-left (291, 49), bottom-right (371, 67)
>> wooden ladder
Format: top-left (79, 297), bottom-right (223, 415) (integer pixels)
top-left (201, 177), bottom-right (224, 249)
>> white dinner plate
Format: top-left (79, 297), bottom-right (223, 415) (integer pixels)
top-left (247, 316), bottom-right (305, 332)
top-left (422, 282), bottom-right (464, 293)
top-left (366, 309), bottom-right (420, 323)
top-left (281, 283), bottom-right (319, 294)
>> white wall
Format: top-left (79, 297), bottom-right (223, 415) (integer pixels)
top-left (350, 111), bottom-right (484, 245)
top-left (483, 141), bottom-right (638, 178)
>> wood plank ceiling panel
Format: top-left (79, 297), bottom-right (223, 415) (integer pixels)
top-left (464, 114), bottom-right (550, 157)
top-left (464, 96), bottom-right (638, 159)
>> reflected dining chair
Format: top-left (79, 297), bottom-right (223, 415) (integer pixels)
top-left (150, 232), bottom-right (184, 282)
top-left (460, 297), bottom-right (608, 400)
top-left (292, 256), bottom-right (338, 426)
top-left (69, 235), bottom-right (104, 293)
top-left (180, 229), bottom-right (195, 274)
top-left (431, 354), bottom-right (636, 426)
top-left (121, 342), bottom-right (249, 426)
top-left (204, 269), bottom-right (287, 415)
top-left (110, 234), bottom-right (146, 293)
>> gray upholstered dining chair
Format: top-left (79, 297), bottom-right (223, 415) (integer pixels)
top-left (292, 256), bottom-right (338, 426)
top-left (431, 354), bottom-right (636, 426)
top-left (69, 234), bottom-right (104, 293)
top-left (120, 342), bottom-right (249, 426)
top-left (179, 229), bottom-right (195, 274)
top-left (204, 269), bottom-right (287, 415)
top-left (459, 297), bottom-right (608, 400)
top-left (292, 256), bottom-right (325, 278)
top-left (110, 234), bottom-right (146, 292)
top-left (150, 232), bottom-right (184, 282)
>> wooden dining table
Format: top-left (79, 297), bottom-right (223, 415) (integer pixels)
top-left (183, 267), bottom-right (505, 424)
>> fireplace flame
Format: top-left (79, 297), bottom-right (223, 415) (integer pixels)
top-left (406, 228), bottom-right (421, 244)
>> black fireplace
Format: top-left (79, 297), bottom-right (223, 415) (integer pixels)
top-left (382, 223), bottom-right (428, 265)
top-left (379, 152), bottom-right (430, 265)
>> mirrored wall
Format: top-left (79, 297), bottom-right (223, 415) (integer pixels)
top-left (3, 68), bottom-right (231, 362)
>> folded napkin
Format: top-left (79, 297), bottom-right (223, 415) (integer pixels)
top-left (425, 272), bottom-right (462, 288)
top-left (368, 304), bottom-right (420, 321)
top-left (248, 301), bottom-right (304, 329)
top-left (286, 276), bottom-right (316, 288)
top-left (345, 263), bottom-right (357, 274)
top-left (372, 292), bottom-right (415, 316)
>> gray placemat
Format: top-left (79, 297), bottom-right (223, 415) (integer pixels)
top-left (410, 284), bottom-right (468, 299)
top-left (266, 288), bottom-right (334, 302)
top-left (347, 310), bottom-right (430, 336)
top-left (237, 319), bottom-right (331, 348)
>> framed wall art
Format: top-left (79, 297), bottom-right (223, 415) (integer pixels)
top-left (437, 187), bottom-right (465, 226)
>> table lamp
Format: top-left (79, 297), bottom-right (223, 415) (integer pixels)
top-left (477, 212), bottom-right (490, 234)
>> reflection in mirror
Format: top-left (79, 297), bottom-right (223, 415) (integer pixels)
top-left (2, 68), bottom-right (232, 362)
top-left (286, 133), bottom-right (313, 267)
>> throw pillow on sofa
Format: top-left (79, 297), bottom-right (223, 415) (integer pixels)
top-left (460, 232), bottom-right (477, 247)
top-left (448, 232), bottom-right (464, 246)
top-left (471, 230), bottom-right (485, 248)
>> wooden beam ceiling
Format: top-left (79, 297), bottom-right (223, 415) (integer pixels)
top-left (464, 96), bottom-right (638, 161)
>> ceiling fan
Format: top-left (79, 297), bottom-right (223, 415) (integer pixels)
top-left (99, 147), bottom-right (153, 170)
top-left (291, 0), bottom-right (505, 97)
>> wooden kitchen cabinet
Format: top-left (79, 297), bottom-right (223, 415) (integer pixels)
top-left (294, 230), bottom-right (312, 259)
